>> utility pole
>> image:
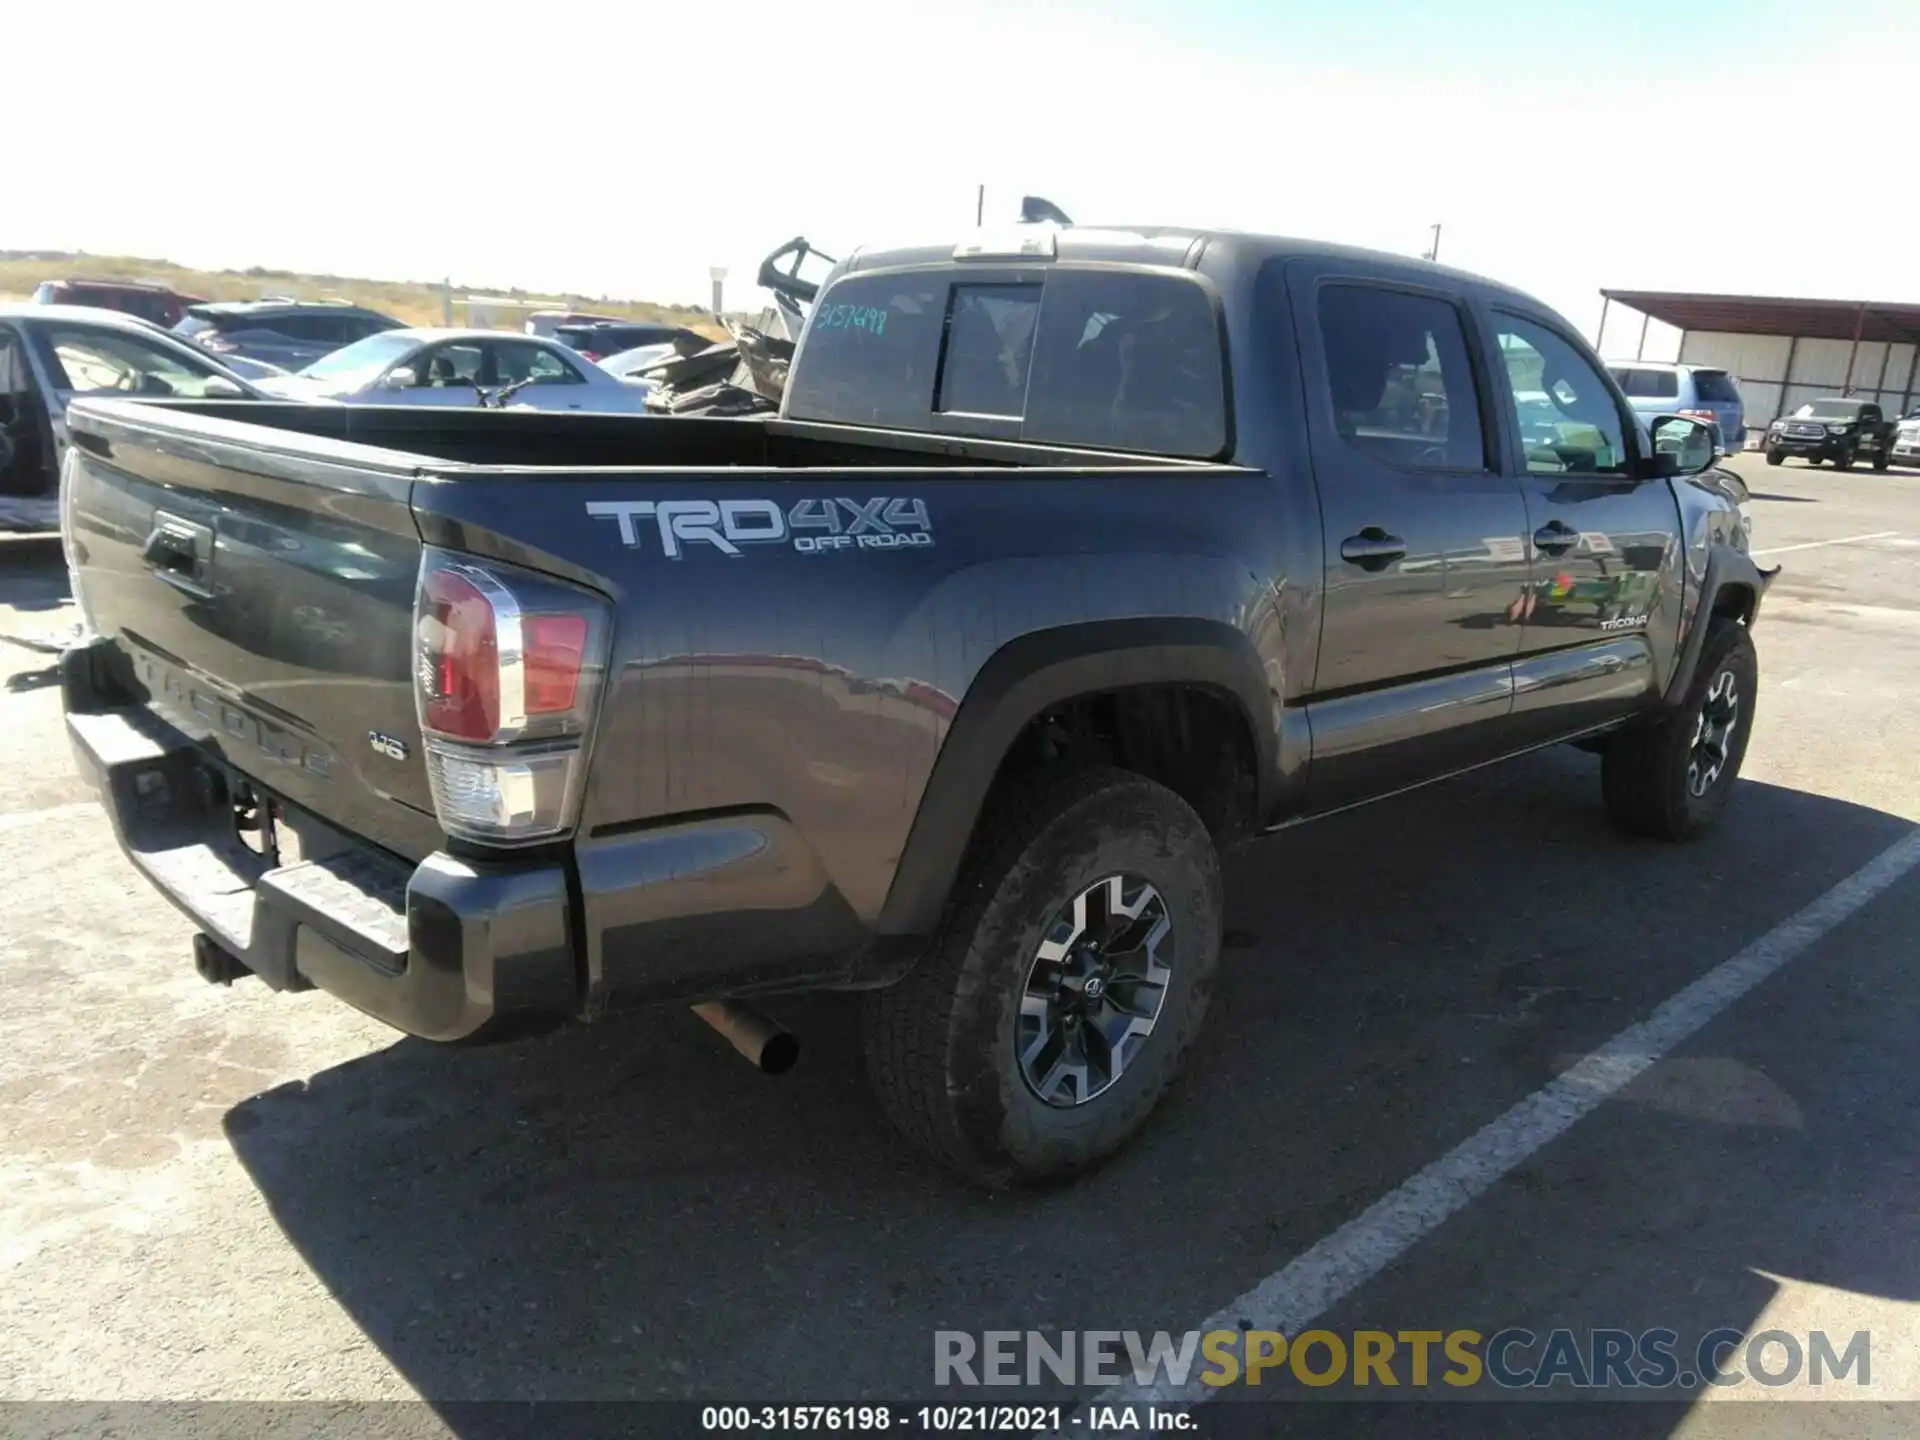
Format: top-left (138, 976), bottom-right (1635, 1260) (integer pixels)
top-left (1422, 223), bottom-right (1442, 262)
top-left (976, 184), bottom-right (985, 226)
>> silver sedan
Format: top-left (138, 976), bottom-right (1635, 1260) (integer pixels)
top-left (255, 328), bottom-right (654, 412)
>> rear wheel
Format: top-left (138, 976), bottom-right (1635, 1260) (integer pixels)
top-left (1872, 445), bottom-right (1891, 472)
top-left (862, 768), bottom-right (1223, 1189)
top-left (1601, 618), bottom-right (1757, 840)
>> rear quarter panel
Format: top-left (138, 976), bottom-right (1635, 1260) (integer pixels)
top-left (411, 463), bottom-right (1319, 934)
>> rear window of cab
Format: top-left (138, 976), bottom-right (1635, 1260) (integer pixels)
top-left (785, 266), bottom-right (1229, 459)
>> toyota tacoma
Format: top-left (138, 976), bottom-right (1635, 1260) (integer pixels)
top-left (1765, 397), bottom-right (1895, 469)
top-left (59, 225), bottom-right (1773, 1187)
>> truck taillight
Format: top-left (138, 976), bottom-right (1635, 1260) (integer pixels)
top-left (412, 549), bottom-right (609, 844)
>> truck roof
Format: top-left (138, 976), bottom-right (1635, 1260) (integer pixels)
top-left (837, 225), bottom-right (1537, 305)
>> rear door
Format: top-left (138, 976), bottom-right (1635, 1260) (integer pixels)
top-left (1489, 311), bottom-right (1681, 742)
top-left (64, 402), bottom-right (442, 859)
top-left (1287, 260), bottom-right (1532, 811)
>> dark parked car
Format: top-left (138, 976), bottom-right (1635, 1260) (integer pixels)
top-left (30, 278), bottom-right (207, 329)
top-left (552, 321), bottom-right (704, 361)
top-left (173, 301), bottom-right (403, 371)
top-left (0, 304), bottom-right (258, 531)
top-left (60, 226), bottom-right (1770, 1187)
top-left (1764, 397), bottom-right (1895, 469)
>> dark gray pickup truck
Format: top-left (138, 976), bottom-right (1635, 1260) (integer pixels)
top-left (59, 225), bottom-right (1774, 1187)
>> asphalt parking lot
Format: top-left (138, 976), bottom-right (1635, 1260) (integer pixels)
top-left (4, 450), bottom-right (1919, 1436)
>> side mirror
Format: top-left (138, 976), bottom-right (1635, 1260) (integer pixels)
top-left (1646, 414), bottom-right (1717, 477)
top-left (202, 377), bottom-right (246, 399)
top-left (381, 367), bottom-right (418, 390)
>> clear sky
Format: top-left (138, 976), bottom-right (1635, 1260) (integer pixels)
top-left (15, 0), bottom-right (1918, 357)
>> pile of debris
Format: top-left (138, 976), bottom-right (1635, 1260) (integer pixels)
top-left (640, 236), bottom-right (829, 418)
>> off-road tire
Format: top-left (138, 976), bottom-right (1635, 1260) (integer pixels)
top-left (1872, 446), bottom-right (1891, 472)
top-left (1602, 618), bottom-right (1757, 840)
top-left (1765, 449), bottom-right (1784, 467)
top-left (862, 768), bottom-right (1223, 1189)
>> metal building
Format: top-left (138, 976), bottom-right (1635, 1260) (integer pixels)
top-left (1597, 291), bottom-right (1920, 444)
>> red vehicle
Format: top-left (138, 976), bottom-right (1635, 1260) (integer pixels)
top-left (30, 279), bottom-right (207, 329)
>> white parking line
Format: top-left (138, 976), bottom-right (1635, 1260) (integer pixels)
top-left (1075, 825), bottom-right (1920, 1414)
top-left (0, 801), bottom-right (98, 833)
top-left (1750, 531), bottom-right (1899, 558)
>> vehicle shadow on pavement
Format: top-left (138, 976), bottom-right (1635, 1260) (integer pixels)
top-left (223, 753), bottom-right (1918, 1422)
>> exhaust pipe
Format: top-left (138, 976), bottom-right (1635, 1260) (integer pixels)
top-left (692, 1000), bottom-right (799, 1075)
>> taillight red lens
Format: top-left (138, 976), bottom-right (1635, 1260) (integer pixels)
top-left (524, 615), bottom-right (587, 713)
top-left (419, 569), bottom-right (501, 740)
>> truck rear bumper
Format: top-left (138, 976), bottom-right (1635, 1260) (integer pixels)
top-left (62, 647), bottom-right (578, 1042)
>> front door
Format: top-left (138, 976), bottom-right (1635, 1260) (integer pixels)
top-left (1290, 264), bottom-right (1532, 811)
top-left (1487, 310), bottom-right (1682, 743)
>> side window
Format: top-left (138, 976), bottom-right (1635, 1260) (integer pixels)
top-left (1610, 367), bottom-right (1679, 399)
top-left (1494, 315), bottom-right (1631, 477)
top-left (417, 344), bottom-right (483, 387)
top-left (937, 284), bottom-right (1039, 417)
top-left (35, 326), bottom-right (229, 399)
top-left (1316, 284), bottom-right (1486, 471)
top-left (495, 342), bottom-right (584, 385)
top-left (1862, 404), bottom-right (1883, 424)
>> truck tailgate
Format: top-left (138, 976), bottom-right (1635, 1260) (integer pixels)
top-left (63, 400), bottom-right (442, 860)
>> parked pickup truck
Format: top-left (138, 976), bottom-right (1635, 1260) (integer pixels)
top-left (59, 226), bottom-right (1773, 1188)
top-left (1764, 397), bottom-right (1896, 469)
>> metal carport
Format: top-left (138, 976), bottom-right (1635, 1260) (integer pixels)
top-left (1597, 290), bottom-right (1920, 443)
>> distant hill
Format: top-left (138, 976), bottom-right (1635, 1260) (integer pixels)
top-left (0, 251), bottom-right (727, 338)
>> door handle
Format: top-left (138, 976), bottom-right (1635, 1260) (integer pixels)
top-left (1532, 521), bottom-right (1580, 555)
top-left (1339, 527), bottom-right (1407, 571)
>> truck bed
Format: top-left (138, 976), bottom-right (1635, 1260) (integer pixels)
top-left (59, 396), bottom-right (1276, 1031)
top-left (92, 399), bottom-right (1227, 473)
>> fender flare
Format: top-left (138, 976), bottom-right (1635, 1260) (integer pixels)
top-left (1662, 544), bottom-right (1778, 707)
top-left (875, 618), bottom-right (1278, 937)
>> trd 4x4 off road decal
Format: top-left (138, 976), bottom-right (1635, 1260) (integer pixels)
top-left (586, 498), bottom-right (933, 558)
